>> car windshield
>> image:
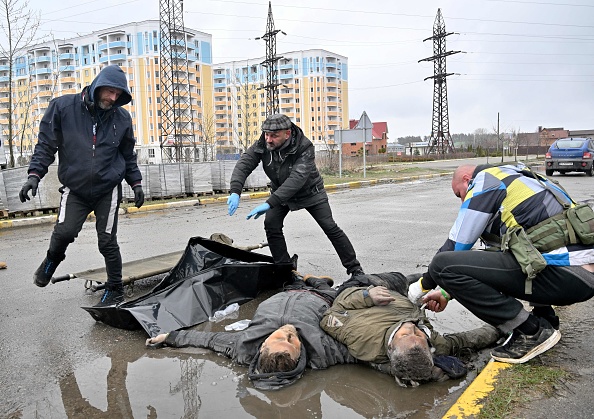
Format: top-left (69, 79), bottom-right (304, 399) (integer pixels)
top-left (555, 139), bottom-right (586, 149)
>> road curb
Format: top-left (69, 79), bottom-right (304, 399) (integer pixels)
top-left (0, 172), bottom-right (452, 230)
top-left (444, 359), bottom-right (510, 418)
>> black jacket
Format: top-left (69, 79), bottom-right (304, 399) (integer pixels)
top-left (229, 124), bottom-right (326, 210)
top-left (165, 288), bottom-right (356, 369)
top-left (28, 65), bottom-right (141, 201)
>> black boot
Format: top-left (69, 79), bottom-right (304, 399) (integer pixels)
top-left (33, 257), bottom-right (59, 287)
top-left (95, 283), bottom-right (124, 307)
top-left (303, 274), bottom-right (334, 288)
top-left (349, 268), bottom-right (365, 281)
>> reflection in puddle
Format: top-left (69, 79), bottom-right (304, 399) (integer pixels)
top-left (18, 347), bottom-right (486, 418)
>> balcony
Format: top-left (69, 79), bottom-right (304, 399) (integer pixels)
top-left (60, 88), bottom-right (77, 94)
top-left (59, 66), bottom-right (76, 72)
top-left (60, 77), bottom-right (76, 83)
top-left (59, 53), bottom-right (75, 60)
top-left (34, 79), bottom-right (54, 86)
top-left (108, 41), bottom-right (127, 48)
top-left (38, 90), bottom-right (53, 97)
top-left (32, 56), bottom-right (51, 64)
top-left (30, 68), bottom-right (52, 76)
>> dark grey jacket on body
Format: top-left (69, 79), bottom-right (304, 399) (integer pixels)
top-left (165, 288), bottom-right (356, 369)
top-left (229, 124), bottom-right (326, 210)
top-left (28, 65), bottom-right (141, 201)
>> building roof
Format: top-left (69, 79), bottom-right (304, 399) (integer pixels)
top-left (349, 119), bottom-right (388, 140)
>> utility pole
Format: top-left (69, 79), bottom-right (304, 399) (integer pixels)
top-left (256, 2), bottom-right (285, 117)
top-left (497, 112), bottom-right (503, 163)
top-left (159, 0), bottom-right (196, 163)
top-left (419, 8), bottom-right (462, 155)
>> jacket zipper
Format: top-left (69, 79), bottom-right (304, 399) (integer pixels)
top-left (92, 122), bottom-right (97, 157)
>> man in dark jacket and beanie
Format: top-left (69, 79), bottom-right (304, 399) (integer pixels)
top-left (227, 113), bottom-right (364, 278)
top-left (19, 65), bottom-right (144, 306)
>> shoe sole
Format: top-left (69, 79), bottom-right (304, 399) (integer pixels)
top-left (491, 329), bottom-right (561, 364)
top-left (33, 278), bottom-right (51, 287)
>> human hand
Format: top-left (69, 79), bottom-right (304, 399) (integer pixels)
top-left (146, 333), bottom-right (169, 347)
top-left (422, 289), bottom-right (450, 313)
top-left (19, 176), bottom-right (40, 203)
top-left (407, 277), bottom-right (431, 306)
top-left (246, 203), bottom-right (270, 220)
top-left (227, 193), bottom-right (240, 216)
top-left (133, 185), bottom-right (144, 208)
top-left (369, 286), bottom-right (395, 306)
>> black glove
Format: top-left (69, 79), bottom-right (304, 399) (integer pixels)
top-left (19, 176), bottom-right (40, 203)
top-left (133, 185), bottom-right (144, 208)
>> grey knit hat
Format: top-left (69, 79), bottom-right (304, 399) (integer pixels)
top-left (262, 114), bottom-right (292, 132)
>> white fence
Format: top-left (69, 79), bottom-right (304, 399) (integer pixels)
top-left (0, 162), bottom-right (268, 215)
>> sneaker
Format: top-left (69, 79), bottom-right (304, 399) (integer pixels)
top-left (303, 274), bottom-right (334, 288)
top-left (94, 284), bottom-right (124, 307)
top-left (33, 257), bottom-right (59, 287)
top-left (491, 318), bottom-right (561, 364)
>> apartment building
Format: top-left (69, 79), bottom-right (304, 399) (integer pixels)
top-left (212, 49), bottom-right (349, 154)
top-left (0, 20), bottom-right (213, 165)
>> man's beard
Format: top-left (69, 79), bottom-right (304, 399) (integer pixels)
top-left (97, 100), bottom-right (113, 110)
top-left (265, 143), bottom-right (277, 151)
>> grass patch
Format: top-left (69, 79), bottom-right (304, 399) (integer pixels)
top-left (321, 166), bottom-right (449, 185)
top-left (477, 364), bottom-right (569, 419)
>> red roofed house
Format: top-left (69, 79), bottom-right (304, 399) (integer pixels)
top-left (342, 119), bottom-right (388, 156)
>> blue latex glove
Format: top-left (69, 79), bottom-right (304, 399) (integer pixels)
top-left (247, 203), bottom-right (270, 220)
top-left (227, 193), bottom-right (240, 216)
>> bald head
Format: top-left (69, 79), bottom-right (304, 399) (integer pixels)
top-left (451, 165), bottom-right (476, 201)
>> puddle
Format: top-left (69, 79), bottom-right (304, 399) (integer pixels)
top-left (15, 351), bottom-right (482, 419)
top-left (7, 290), bottom-right (488, 418)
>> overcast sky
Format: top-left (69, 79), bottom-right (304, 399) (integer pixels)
top-left (18, 0), bottom-right (594, 138)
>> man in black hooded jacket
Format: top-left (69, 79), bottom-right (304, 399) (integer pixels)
top-left (226, 113), bottom-right (364, 279)
top-left (19, 65), bottom-right (144, 306)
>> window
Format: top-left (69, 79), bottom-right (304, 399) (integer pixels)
top-left (149, 149), bottom-right (155, 158)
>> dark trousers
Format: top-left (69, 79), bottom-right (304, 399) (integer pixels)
top-left (263, 199), bottom-right (361, 275)
top-left (48, 185), bottom-right (123, 285)
top-left (428, 250), bottom-right (594, 332)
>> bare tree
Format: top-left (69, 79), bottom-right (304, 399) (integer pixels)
top-left (197, 110), bottom-right (216, 162)
top-left (15, 34), bottom-right (61, 165)
top-left (0, 0), bottom-right (41, 167)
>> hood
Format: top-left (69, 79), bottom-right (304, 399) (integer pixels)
top-left (87, 65), bottom-right (132, 108)
top-left (247, 344), bottom-right (307, 390)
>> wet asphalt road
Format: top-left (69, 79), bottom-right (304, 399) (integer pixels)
top-left (1, 159), bottom-right (592, 418)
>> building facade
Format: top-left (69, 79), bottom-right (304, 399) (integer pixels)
top-left (0, 20), bottom-right (214, 166)
top-left (212, 49), bottom-right (349, 154)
